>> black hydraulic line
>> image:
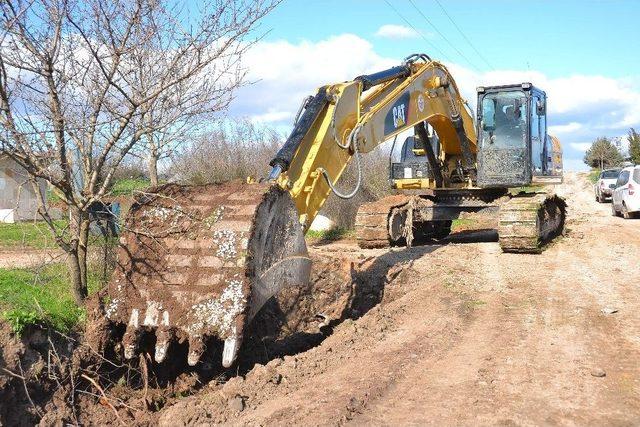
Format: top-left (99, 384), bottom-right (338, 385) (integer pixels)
top-left (415, 122), bottom-right (444, 188)
top-left (355, 65), bottom-right (411, 91)
top-left (270, 87), bottom-right (329, 172)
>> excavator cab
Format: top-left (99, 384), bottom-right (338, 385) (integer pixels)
top-left (476, 83), bottom-right (557, 187)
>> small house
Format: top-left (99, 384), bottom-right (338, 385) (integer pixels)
top-left (0, 154), bottom-right (47, 223)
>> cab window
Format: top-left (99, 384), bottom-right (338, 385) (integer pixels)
top-left (634, 169), bottom-right (640, 183)
top-left (480, 91), bottom-right (527, 149)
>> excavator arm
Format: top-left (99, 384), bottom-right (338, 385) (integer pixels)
top-left (269, 54), bottom-right (477, 231)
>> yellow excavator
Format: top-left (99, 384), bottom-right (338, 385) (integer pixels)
top-left (101, 54), bottom-right (565, 369)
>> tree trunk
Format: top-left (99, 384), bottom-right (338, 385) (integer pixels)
top-left (149, 148), bottom-right (159, 187)
top-left (68, 206), bottom-right (90, 305)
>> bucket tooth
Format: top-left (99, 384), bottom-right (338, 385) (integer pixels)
top-left (222, 327), bottom-right (241, 368)
top-left (122, 326), bottom-right (141, 360)
top-left (187, 336), bottom-right (205, 366)
top-left (154, 329), bottom-right (172, 363)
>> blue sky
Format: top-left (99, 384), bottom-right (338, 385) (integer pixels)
top-left (227, 0), bottom-right (640, 171)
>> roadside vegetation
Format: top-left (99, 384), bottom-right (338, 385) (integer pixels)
top-left (0, 221), bottom-right (67, 249)
top-left (110, 178), bottom-right (151, 196)
top-left (588, 169), bottom-right (601, 184)
top-left (0, 264), bottom-right (103, 334)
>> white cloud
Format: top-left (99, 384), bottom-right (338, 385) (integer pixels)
top-left (229, 34), bottom-right (396, 122)
top-left (374, 24), bottom-right (418, 39)
top-left (549, 122), bottom-right (582, 135)
top-left (230, 33), bottom-right (640, 171)
top-left (569, 142), bottom-right (591, 152)
top-left (250, 111), bottom-right (293, 123)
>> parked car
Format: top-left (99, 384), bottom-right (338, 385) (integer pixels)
top-left (594, 169), bottom-right (620, 202)
top-left (611, 165), bottom-right (640, 219)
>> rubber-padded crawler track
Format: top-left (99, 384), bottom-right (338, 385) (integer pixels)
top-left (355, 195), bottom-right (410, 248)
top-left (498, 192), bottom-right (566, 253)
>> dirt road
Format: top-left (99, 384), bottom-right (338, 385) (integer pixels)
top-left (155, 172), bottom-right (640, 425)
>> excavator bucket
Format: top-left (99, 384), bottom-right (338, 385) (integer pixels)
top-left (103, 181), bottom-right (310, 367)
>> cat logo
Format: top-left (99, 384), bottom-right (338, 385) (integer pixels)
top-left (392, 104), bottom-right (406, 128)
top-left (384, 91), bottom-right (411, 136)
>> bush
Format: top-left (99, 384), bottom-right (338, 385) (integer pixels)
top-left (170, 119), bottom-right (281, 184)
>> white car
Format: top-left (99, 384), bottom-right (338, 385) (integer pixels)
top-left (594, 169), bottom-right (620, 202)
top-left (611, 165), bottom-right (640, 219)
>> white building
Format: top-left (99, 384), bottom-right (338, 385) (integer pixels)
top-left (0, 154), bottom-right (47, 223)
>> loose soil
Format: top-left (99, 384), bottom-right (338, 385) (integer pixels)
top-left (1, 172), bottom-right (639, 426)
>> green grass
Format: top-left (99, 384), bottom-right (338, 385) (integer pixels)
top-left (588, 169), bottom-right (601, 184)
top-left (0, 220), bottom-right (67, 249)
top-left (452, 218), bottom-right (476, 228)
top-left (0, 263), bottom-right (102, 334)
top-left (111, 178), bottom-right (150, 196)
top-left (306, 227), bottom-right (354, 242)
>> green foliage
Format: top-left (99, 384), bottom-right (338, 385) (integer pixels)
top-left (46, 187), bottom-right (63, 203)
top-left (0, 264), bottom-right (101, 334)
top-left (583, 137), bottom-right (624, 169)
top-left (3, 309), bottom-right (41, 335)
top-left (306, 227), bottom-right (354, 242)
top-left (0, 220), bottom-right (67, 249)
top-left (588, 169), bottom-right (601, 184)
top-left (111, 178), bottom-right (150, 196)
top-left (451, 218), bottom-right (476, 229)
top-left (628, 128), bottom-right (640, 165)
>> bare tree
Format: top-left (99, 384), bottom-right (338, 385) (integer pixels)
top-left (0, 0), bottom-right (278, 304)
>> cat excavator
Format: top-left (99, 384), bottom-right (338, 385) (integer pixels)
top-left (101, 54), bottom-right (565, 369)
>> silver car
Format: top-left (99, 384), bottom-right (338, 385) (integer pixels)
top-left (594, 169), bottom-right (620, 203)
top-left (611, 165), bottom-right (640, 219)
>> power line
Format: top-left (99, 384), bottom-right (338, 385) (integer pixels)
top-left (407, 0), bottom-right (481, 72)
top-left (382, 0), bottom-right (452, 63)
top-left (433, 0), bottom-right (495, 71)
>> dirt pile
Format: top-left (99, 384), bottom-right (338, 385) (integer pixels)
top-left (0, 248), bottom-right (404, 425)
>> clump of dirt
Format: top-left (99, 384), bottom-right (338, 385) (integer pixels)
top-left (0, 322), bottom-right (77, 426)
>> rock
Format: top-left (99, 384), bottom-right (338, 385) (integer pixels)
top-left (309, 215), bottom-right (335, 232)
top-left (228, 395), bottom-right (245, 412)
top-left (270, 373), bottom-right (282, 385)
top-left (601, 308), bottom-right (618, 315)
top-left (590, 368), bottom-right (606, 377)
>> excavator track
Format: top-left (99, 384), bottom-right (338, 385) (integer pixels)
top-left (355, 195), bottom-right (452, 248)
top-left (498, 192), bottom-right (566, 253)
top-left (355, 195), bottom-right (411, 248)
top-left (103, 181), bottom-right (310, 367)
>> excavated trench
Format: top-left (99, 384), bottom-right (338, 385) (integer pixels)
top-left (0, 249), bottom-right (404, 426)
